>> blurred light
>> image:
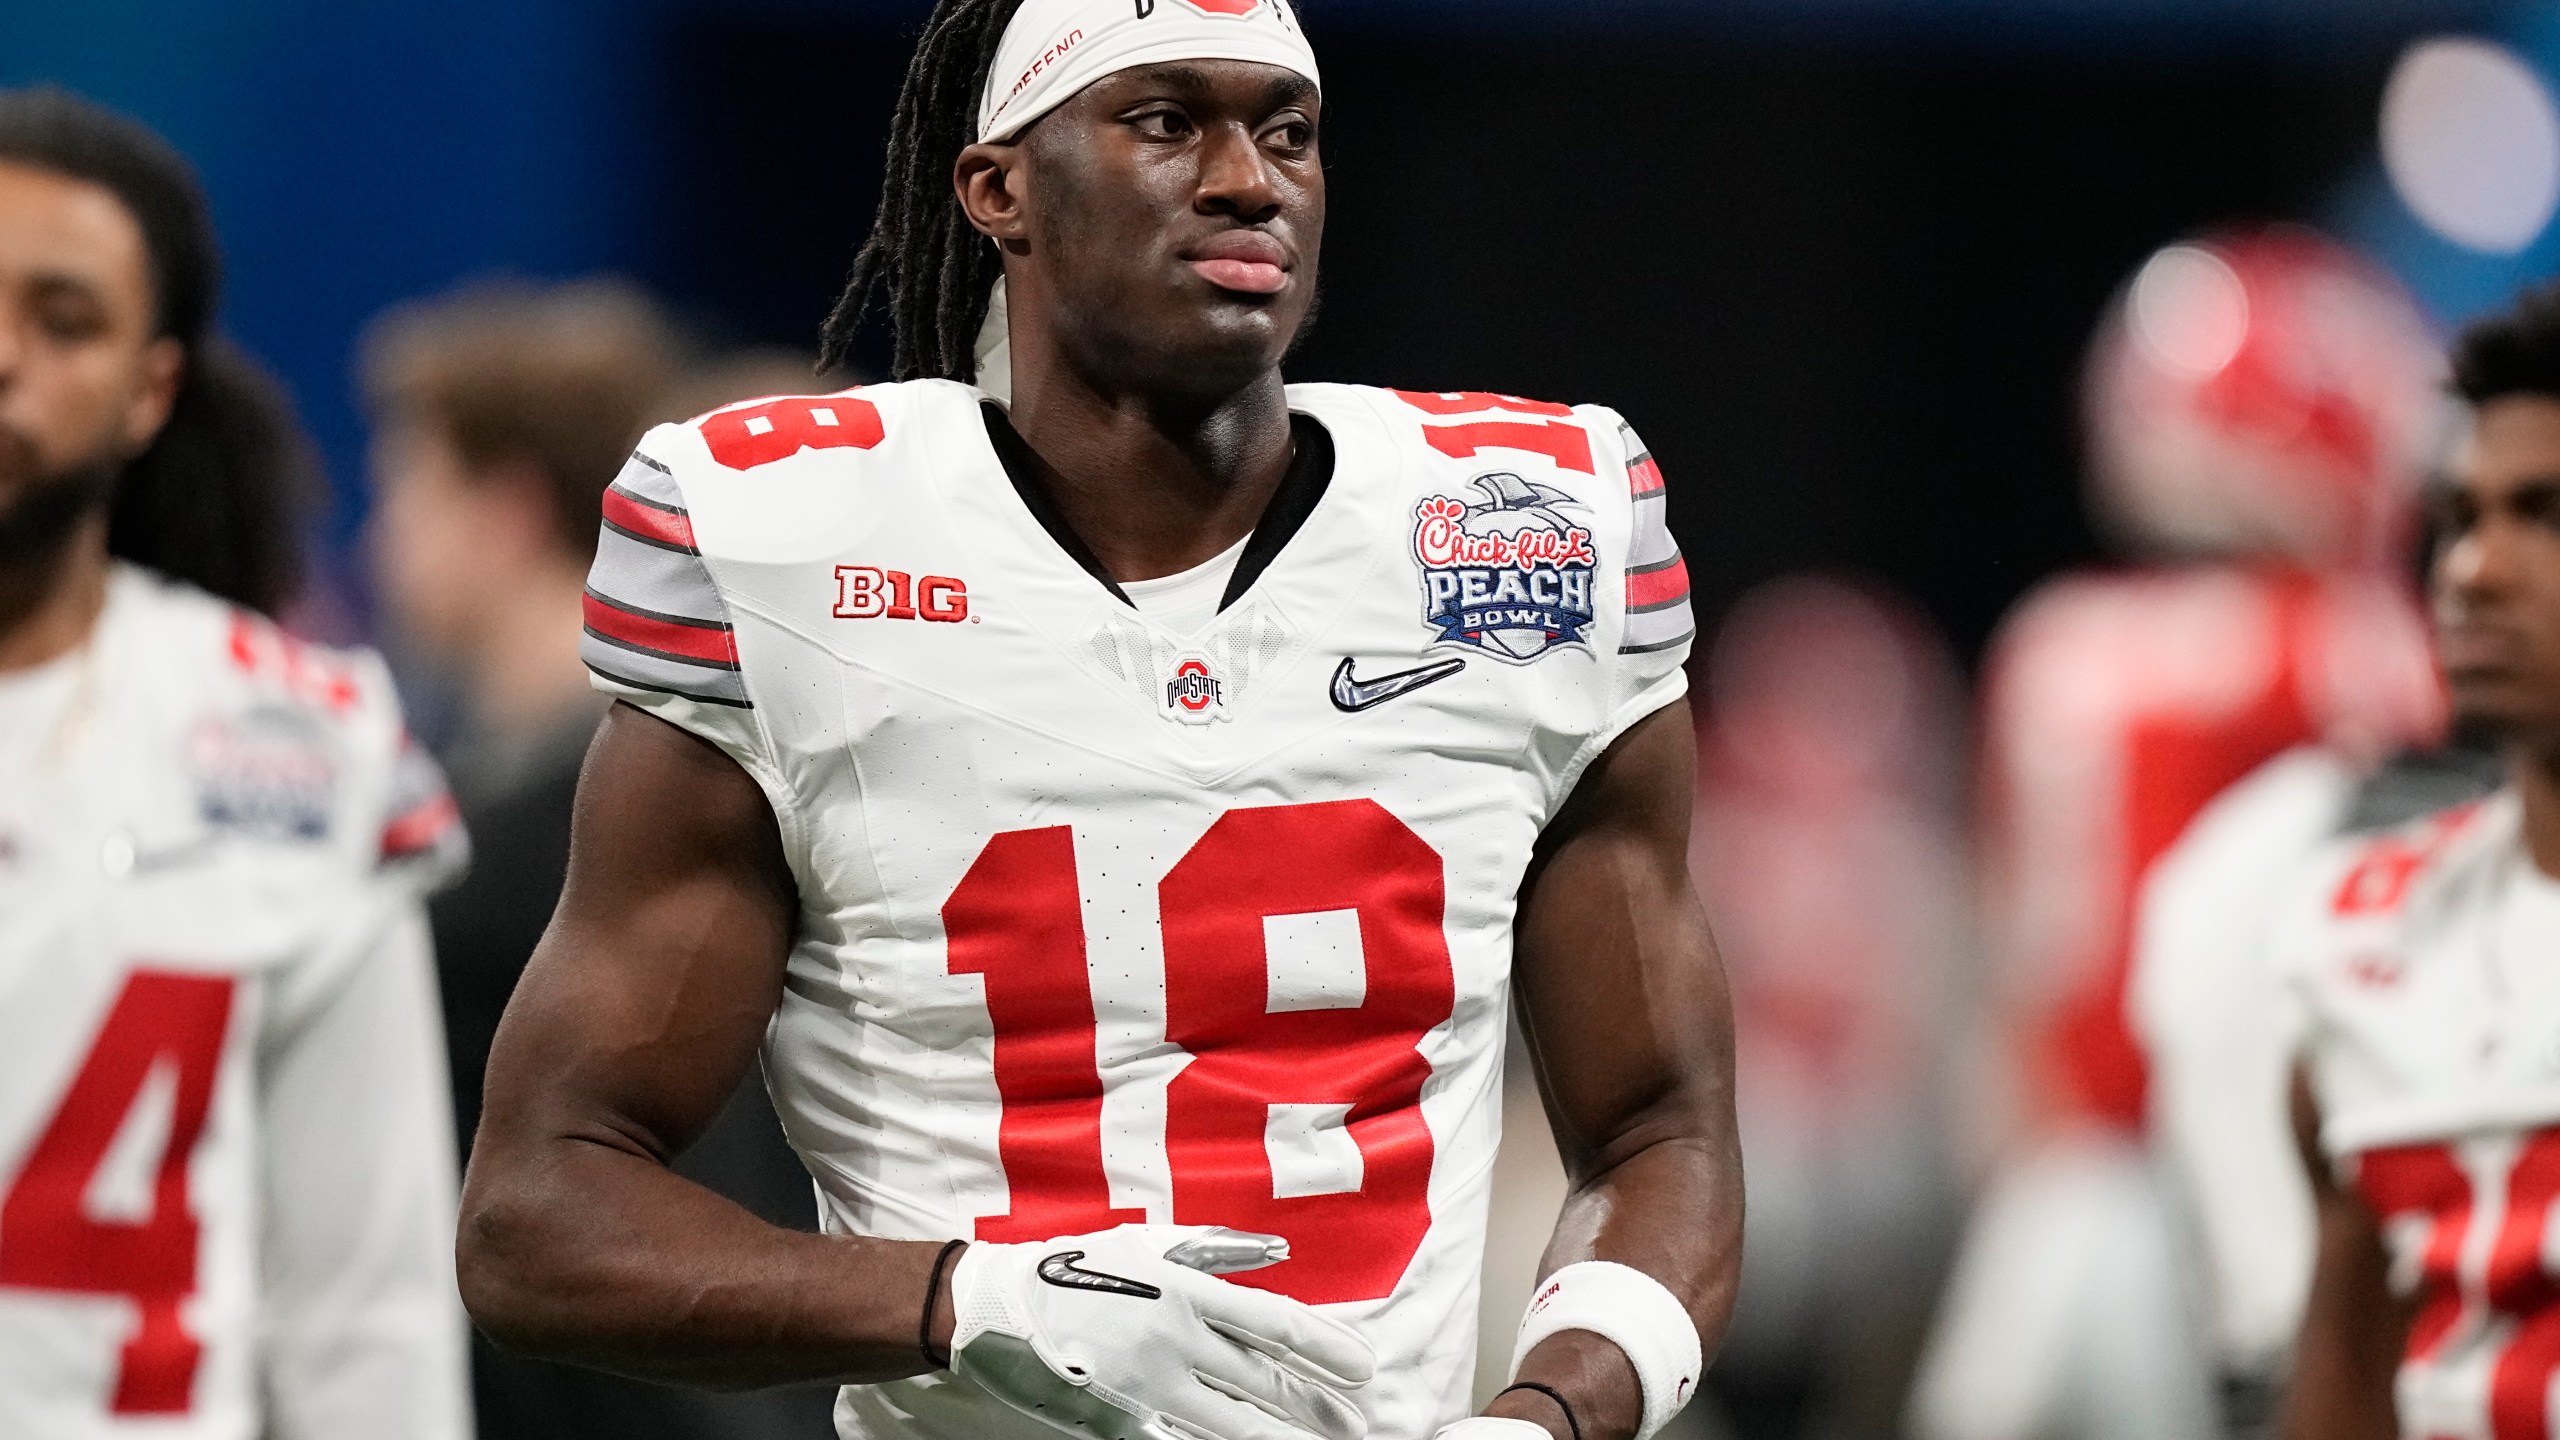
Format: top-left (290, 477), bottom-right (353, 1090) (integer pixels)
top-left (2380, 36), bottom-right (2560, 255)
top-left (2128, 244), bottom-right (2250, 378)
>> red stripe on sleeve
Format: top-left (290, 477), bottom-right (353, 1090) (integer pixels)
top-left (1626, 556), bottom-right (1690, 610)
top-left (379, 792), bottom-right (460, 861)
top-left (1627, 454), bottom-right (1665, 498)
top-left (582, 592), bottom-right (739, 666)
top-left (601, 486), bottom-right (698, 550)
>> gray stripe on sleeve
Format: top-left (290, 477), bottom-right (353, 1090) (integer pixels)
top-left (1621, 597), bottom-right (1696, 655)
top-left (1629, 491), bottom-right (1678, 570)
top-left (613, 451), bottom-right (685, 511)
top-left (579, 636), bottom-right (751, 707)
top-left (587, 525), bottom-right (726, 628)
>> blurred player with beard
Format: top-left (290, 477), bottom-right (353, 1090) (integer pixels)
top-left (2281, 282), bottom-right (2560, 1440)
top-left (454, 2), bottom-right (1743, 1439)
top-left (0, 89), bottom-right (469, 1438)
top-left (1913, 230), bottom-right (2447, 1440)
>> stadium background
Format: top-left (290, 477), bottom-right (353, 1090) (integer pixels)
top-left (11, 0), bottom-right (2555, 657)
top-left (12, 1), bottom-right (2560, 1436)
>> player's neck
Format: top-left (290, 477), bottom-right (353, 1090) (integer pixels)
top-left (0, 511), bottom-right (110, 675)
top-left (1003, 357), bottom-right (1295, 586)
top-left (2516, 742), bottom-right (2560, 883)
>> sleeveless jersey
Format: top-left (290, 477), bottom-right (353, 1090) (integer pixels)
top-left (1979, 564), bottom-right (2443, 1131)
top-left (2281, 791), bottom-right (2560, 1440)
top-left (578, 379), bottom-right (1696, 1440)
top-left (0, 565), bottom-right (471, 1439)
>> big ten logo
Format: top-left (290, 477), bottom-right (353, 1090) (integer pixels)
top-left (835, 568), bottom-right (970, 623)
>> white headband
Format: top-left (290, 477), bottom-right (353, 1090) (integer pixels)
top-left (978, 0), bottom-right (1321, 144)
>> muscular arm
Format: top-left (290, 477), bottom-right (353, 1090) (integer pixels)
top-left (1489, 699), bottom-right (1744, 1440)
top-left (455, 702), bottom-right (951, 1388)
top-left (2281, 1064), bottom-right (2407, 1440)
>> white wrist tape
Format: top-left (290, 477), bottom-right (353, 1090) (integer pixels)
top-left (1508, 1261), bottom-right (1702, 1440)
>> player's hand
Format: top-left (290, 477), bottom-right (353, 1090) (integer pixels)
top-left (947, 1224), bottom-right (1375, 1440)
top-left (1432, 1420), bottom-right (1555, 1438)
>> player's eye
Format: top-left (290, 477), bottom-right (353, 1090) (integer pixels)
top-left (2517, 481), bottom-right (2560, 535)
top-left (1260, 115), bottom-right (1314, 153)
top-left (1128, 107), bottom-right (1195, 140)
top-left (2430, 489), bottom-right (2481, 539)
top-left (29, 289), bottom-right (108, 344)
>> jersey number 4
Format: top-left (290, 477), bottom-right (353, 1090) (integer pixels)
top-left (945, 799), bottom-right (1454, 1306)
top-left (0, 971), bottom-right (235, 1414)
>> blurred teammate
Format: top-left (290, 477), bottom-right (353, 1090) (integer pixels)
top-left (1691, 577), bottom-right (1968, 1440)
top-left (364, 282), bottom-right (830, 1440)
top-left (1914, 229), bottom-right (2446, 1440)
top-left (2281, 282), bottom-right (2560, 1440)
top-left (454, 3), bottom-right (1744, 1439)
top-left (0, 88), bottom-right (469, 1437)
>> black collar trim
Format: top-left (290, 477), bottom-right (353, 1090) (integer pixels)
top-left (979, 402), bottom-right (1336, 615)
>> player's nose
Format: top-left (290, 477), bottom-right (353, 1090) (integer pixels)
top-left (2442, 516), bottom-right (2525, 613)
top-left (1194, 123), bottom-right (1283, 225)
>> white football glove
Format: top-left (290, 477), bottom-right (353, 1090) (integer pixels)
top-left (948, 1224), bottom-right (1375, 1440)
top-left (1433, 1420), bottom-right (1555, 1438)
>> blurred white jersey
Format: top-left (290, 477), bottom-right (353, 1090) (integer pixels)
top-left (0, 566), bottom-right (471, 1440)
top-left (2282, 790), bottom-right (2560, 1440)
top-left (580, 379), bottom-right (1696, 1440)
top-left (2131, 747), bottom-right (2356, 1374)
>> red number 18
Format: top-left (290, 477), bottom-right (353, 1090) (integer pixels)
top-left (943, 800), bottom-right (1455, 1305)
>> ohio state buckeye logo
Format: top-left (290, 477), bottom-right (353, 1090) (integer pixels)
top-left (1162, 654), bottom-right (1228, 725)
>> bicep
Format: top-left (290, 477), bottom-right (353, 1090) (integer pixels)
top-left (476, 701), bottom-right (798, 1164)
top-left (1512, 698), bottom-right (1733, 1179)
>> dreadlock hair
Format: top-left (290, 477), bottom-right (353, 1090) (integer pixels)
top-left (822, 0), bottom-right (1028, 382)
top-left (2453, 279), bottom-right (2560, 409)
top-left (0, 86), bottom-right (312, 615)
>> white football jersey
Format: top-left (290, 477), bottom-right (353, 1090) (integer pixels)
top-left (2132, 747), bottom-right (2356, 1373)
top-left (2281, 789), bottom-right (2560, 1440)
top-left (0, 565), bottom-right (472, 1440)
top-left (579, 379), bottom-right (1696, 1440)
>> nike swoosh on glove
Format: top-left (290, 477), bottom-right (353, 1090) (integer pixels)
top-left (1433, 1419), bottom-right (1556, 1437)
top-left (948, 1224), bottom-right (1376, 1440)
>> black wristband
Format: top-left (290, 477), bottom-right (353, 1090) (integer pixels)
top-left (1498, 1380), bottom-right (1584, 1440)
top-left (920, 1239), bottom-right (966, 1370)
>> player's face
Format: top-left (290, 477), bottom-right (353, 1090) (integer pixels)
top-left (1009, 60), bottom-right (1322, 397)
top-left (2434, 395), bottom-right (2560, 745)
top-left (0, 161), bottom-right (179, 539)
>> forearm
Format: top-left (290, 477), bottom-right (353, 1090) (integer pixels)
top-left (1490, 1133), bottom-right (1742, 1440)
top-left (459, 1132), bottom-right (956, 1389)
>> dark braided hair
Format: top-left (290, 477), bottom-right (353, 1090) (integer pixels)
top-left (0, 86), bottom-right (310, 615)
top-left (821, 0), bottom-right (1028, 382)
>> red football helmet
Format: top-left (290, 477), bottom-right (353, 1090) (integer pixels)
top-left (2083, 228), bottom-right (2444, 566)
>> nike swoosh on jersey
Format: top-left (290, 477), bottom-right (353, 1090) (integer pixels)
top-left (1330, 656), bottom-right (1467, 713)
top-left (1037, 1251), bottom-right (1164, 1300)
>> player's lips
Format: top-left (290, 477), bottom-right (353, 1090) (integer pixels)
top-left (2439, 621), bottom-right (2531, 675)
top-left (1186, 231), bottom-right (1291, 295)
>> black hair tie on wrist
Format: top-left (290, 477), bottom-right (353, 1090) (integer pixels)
top-left (1497, 1380), bottom-right (1584, 1440)
top-left (920, 1239), bottom-right (967, 1370)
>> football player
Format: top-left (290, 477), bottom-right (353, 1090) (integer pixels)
top-left (2282, 282), bottom-right (2560, 1440)
top-left (1913, 230), bottom-right (2447, 1440)
top-left (0, 89), bottom-right (471, 1437)
top-left (453, 2), bottom-right (1742, 1440)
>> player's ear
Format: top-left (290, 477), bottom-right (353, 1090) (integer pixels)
top-left (956, 143), bottom-right (1031, 249)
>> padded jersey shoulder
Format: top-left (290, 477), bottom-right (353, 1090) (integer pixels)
top-left (120, 568), bottom-right (459, 877)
